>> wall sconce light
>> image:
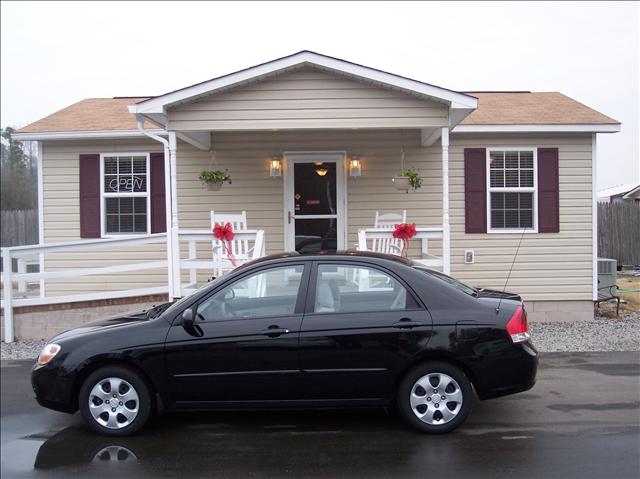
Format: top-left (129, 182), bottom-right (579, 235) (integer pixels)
top-left (269, 156), bottom-right (282, 177)
top-left (349, 156), bottom-right (362, 177)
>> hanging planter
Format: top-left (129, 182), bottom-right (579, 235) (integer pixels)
top-left (391, 138), bottom-right (423, 193)
top-left (199, 169), bottom-right (232, 191)
top-left (393, 169), bottom-right (422, 193)
top-left (392, 175), bottom-right (411, 192)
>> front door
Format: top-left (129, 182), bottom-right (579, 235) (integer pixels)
top-left (284, 153), bottom-right (346, 253)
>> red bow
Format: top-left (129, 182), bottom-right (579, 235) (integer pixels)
top-left (393, 223), bottom-right (416, 259)
top-left (212, 223), bottom-right (237, 267)
top-left (213, 223), bottom-right (235, 241)
top-left (393, 223), bottom-right (417, 240)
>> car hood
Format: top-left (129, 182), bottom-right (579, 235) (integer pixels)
top-left (51, 309), bottom-right (154, 342)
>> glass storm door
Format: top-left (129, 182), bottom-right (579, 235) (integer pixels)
top-left (284, 153), bottom-right (346, 253)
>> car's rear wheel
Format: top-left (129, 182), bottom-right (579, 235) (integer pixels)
top-left (79, 366), bottom-right (152, 436)
top-left (397, 361), bottom-right (473, 434)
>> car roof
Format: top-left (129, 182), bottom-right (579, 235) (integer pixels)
top-left (241, 250), bottom-right (414, 268)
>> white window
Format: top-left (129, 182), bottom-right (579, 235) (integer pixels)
top-left (487, 149), bottom-right (537, 233)
top-left (101, 153), bottom-right (150, 235)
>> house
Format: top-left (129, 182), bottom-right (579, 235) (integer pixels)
top-left (4, 51), bottom-right (621, 339)
top-left (598, 183), bottom-right (640, 203)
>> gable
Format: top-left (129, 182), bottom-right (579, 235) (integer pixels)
top-left (166, 67), bottom-right (450, 131)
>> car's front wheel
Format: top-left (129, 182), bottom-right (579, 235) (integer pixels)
top-left (79, 366), bottom-right (152, 436)
top-left (397, 361), bottom-right (473, 433)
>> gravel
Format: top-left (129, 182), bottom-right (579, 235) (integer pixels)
top-left (1, 339), bottom-right (46, 361)
top-left (2, 309), bottom-right (639, 360)
top-left (531, 309), bottom-right (640, 352)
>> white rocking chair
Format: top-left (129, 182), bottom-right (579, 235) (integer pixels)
top-left (372, 210), bottom-right (407, 256)
top-left (211, 210), bottom-right (263, 277)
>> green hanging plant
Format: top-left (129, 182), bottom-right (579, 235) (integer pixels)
top-left (199, 170), bottom-right (232, 191)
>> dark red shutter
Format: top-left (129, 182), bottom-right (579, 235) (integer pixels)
top-left (79, 154), bottom-right (101, 238)
top-left (464, 148), bottom-right (487, 233)
top-left (150, 152), bottom-right (167, 233)
top-left (537, 148), bottom-right (560, 233)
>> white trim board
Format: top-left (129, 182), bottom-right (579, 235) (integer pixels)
top-left (129, 51), bottom-right (478, 115)
top-left (454, 124), bottom-right (621, 134)
top-left (12, 129), bottom-right (166, 141)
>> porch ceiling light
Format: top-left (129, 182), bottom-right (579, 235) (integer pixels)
top-left (270, 156), bottom-right (282, 177)
top-left (315, 166), bottom-right (329, 177)
top-left (349, 156), bottom-right (362, 177)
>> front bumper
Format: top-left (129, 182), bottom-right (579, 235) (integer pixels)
top-left (31, 364), bottom-right (77, 414)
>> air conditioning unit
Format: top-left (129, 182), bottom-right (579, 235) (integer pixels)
top-left (597, 258), bottom-right (617, 291)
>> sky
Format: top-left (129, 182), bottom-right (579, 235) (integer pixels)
top-left (1, 1), bottom-right (638, 190)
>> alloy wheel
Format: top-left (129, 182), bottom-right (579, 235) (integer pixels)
top-left (88, 377), bottom-right (139, 429)
top-left (409, 372), bottom-right (463, 425)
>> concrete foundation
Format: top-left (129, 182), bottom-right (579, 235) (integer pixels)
top-left (1, 296), bottom-right (165, 342)
top-left (525, 300), bottom-right (594, 322)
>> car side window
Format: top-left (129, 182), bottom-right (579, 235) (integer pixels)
top-left (196, 265), bottom-right (304, 321)
top-left (314, 264), bottom-right (415, 314)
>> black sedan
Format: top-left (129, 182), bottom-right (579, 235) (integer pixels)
top-left (32, 252), bottom-right (537, 436)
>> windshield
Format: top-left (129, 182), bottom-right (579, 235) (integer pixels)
top-left (412, 265), bottom-right (477, 296)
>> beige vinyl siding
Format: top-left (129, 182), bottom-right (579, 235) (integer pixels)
top-left (167, 68), bottom-right (448, 131)
top-left (449, 134), bottom-right (593, 301)
top-left (42, 139), bottom-right (167, 296)
top-left (39, 132), bottom-right (593, 303)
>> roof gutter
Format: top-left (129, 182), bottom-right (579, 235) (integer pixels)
top-left (453, 124), bottom-right (621, 133)
top-left (12, 129), bottom-right (166, 141)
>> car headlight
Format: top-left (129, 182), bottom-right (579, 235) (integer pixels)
top-left (37, 343), bottom-right (61, 366)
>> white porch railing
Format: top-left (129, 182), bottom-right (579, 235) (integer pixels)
top-left (1, 234), bottom-right (170, 343)
top-left (357, 227), bottom-right (444, 269)
top-left (1, 229), bottom-right (266, 343)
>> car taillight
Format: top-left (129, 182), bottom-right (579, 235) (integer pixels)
top-left (506, 306), bottom-right (530, 343)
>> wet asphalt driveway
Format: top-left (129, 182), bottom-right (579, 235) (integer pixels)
top-left (2, 352), bottom-right (639, 479)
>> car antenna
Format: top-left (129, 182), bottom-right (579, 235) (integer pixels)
top-left (496, 226), bottom-right (527, 314)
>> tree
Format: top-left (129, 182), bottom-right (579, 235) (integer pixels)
top-left (1, 127), bottom-right (37, 210)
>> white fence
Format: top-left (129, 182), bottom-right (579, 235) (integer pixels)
top-left (0, 229), bottom-right (265, 342)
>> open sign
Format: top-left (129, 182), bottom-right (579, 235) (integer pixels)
top-left (109, 177), bottom-right (145, 192)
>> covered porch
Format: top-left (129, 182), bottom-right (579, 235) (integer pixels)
top-left (153, 127), bottom-right (453, 299)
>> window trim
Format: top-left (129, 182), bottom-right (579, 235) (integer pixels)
top-left (485, 147), bottom-right (538, 234)
top-left (305, 260), bottom-right (425, 316)
top-left (99, 152), bottom-right (151, 237)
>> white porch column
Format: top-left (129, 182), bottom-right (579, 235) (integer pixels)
top-left (441, 127), bottom-right (451, 275)
top-left (163, 142), bottom-right (175, 300)
top-left (168, 131), bottom-right (182, 297)
top-left (36, 141), bottom-right (45, 297)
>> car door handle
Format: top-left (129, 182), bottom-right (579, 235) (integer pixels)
top-left (392, 319), bottom-right (425, 329)
top-left (260, 326), bottom-right (291, 337)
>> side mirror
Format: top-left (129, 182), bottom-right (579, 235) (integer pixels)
top-left (181, 308), bottom-right (195, 328)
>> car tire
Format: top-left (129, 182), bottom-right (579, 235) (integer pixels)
top-left (397, 361), bottom-right (473, 434)
top-left (79, 365), bottom-right (152, 436)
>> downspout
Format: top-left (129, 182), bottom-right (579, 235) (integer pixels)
top-left (136, 116), bottom-right (175, 299)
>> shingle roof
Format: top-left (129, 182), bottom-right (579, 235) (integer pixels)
top-left (17, 92), bottom-right (619, 134)
top-left (461, 92), bottom-right (619, 125)
top-left (17, 98), bottom-right (155, 133)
